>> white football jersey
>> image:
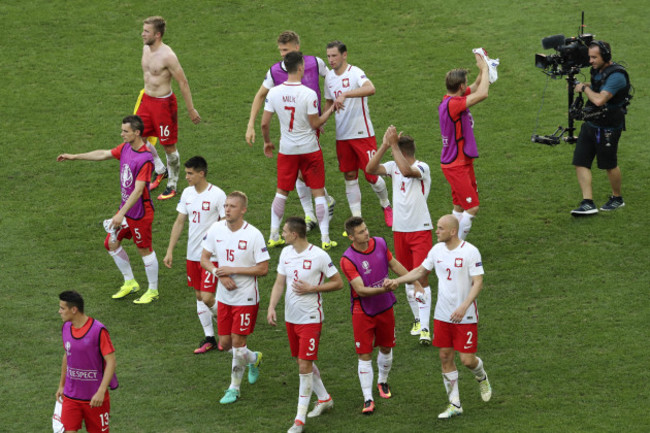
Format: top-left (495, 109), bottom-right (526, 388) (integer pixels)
top-left (381, 160), bottom-right (432, 233)
top-left (265, 83), bottom-right (320, 155)
top-left (176, 184), bottom-right (226, 261)
top-left (421, 241), bottom-right (484, 324)
top-left (324, 65), bottom-right (374, 140)
top-left (202, 220), bottom-right (270, 306)
top-left (277, 244), bottom-right (339, 324)
top-left (262, 57), bottom-right (328, 90)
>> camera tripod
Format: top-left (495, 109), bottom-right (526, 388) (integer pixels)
top-left (532, 68), bottom-right (582, 145)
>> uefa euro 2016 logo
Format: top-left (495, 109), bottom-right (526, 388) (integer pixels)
top-left (121, 165), bottom-right (134, 188)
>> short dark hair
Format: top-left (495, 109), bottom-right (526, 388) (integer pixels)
top-left (445, 68), bottom-right (469, 93)
top-left (589, 40), bottom-right (611, 61)
top-left (285, 216), bottom-right (307, 239)
top-left (122, 115), bottom-right (144, 136)
top-left (144, 16), bottom-right (166, 37)
top-left (185, 156), bottom-right (208, 176)
top-left (284, 51), bottom-right (304, 74)
top-left (59, 290), bottom-right (84, 313)
top-left (344, 216), bottom-right (365, 236)
top-left (398, 135), bottom-right (416, 157)
top-left (326, 40), bottom-right (347, 54)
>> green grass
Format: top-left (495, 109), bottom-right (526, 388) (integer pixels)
top-left (1, 0), bottom-right (649, 432)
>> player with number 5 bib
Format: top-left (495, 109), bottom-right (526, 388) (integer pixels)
top-left (200, 191), bottom-right (270, 405)
top-left (385, 214), bottom-right (492, 419)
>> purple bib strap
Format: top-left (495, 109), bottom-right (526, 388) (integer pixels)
top-left (438, 97), bottom-right (479, 164)
top-left (270, 55), bottom-right (322, 113)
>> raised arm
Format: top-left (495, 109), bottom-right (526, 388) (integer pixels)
top-left (57, 149), bottom-right (113, 162)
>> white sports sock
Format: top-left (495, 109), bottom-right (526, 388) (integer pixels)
top-left (452, 209), bottom-right (463, 223)
top-left (377, 350), bottom-right (393, 384)
top-left (370, 176), bottom-right (390, 208)
top-left (442, 370), bottom-right (461, 406)
top-left (147, 142), bottom-right (166, 174)
top-left (458, 211), bottom-right (475, 240)
top-left (196, 300), bottom-right (214, 337)
top-left (244, 347), bottom-right (257, 364)
top-left (166, 150), bottom-right (180, 189)
top-left (345, 179), bottom-right (362, 217)
top-left (230, 347), bottom-right (247, 390)
top-left (358, 359), bottom-right (374, 401)
top-left (296, 178), bottom-right (316, 221)
top-left (418, 286), bottom-right (432, 331)
top-left (142, 251), bottom-right (158, 291)
top-left (108, 247), bottom-right (134, 281)
top-left (311, 363), bottom-right (329, 401)
top-left (208, 301), bottom-right (218, 318)
top-left (470, 357), bottom-right (487, 381)
top-left (315, 196), bottom-right (330, 243)
top-left (270, 193), bottom-right (287, 240)
top-left (405, 284), bottom-right (420, 320)
top-left (297, 373), bottom-right (313, 423)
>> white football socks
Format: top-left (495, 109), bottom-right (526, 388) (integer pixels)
top-left (166, 150), bottom-right (180, 189)
top-left (270, 193), bottom-right (287, 241)
top-left (315, 196), bottom-right (330, 243)
top-left (311, 363), bottom-right (329, 401)
top-left (345, 179), bottom-right (362, 217)
top-left (147, 142), bottom-right (167, 174)
top-left (377, 350), bottom-right (393, 384)
top-left (358, 359), bottom-right (374, 401)
top-left (297, 373), bottom-right (313, 423)
top-left (296, 178), bottom-right (316, 221)
top-left (405, 284), bottom-right (420, 321)
top-left (370, 176), bottom-right (390, 208)
top-left (142, 251), bottom-right (158, 291)
top-left (196, 300), bottom-right (214, 337)
top-left (442, 370), bottom-right (461, 407)
top-left (109, 247), bottom-right (134, 281)
top-left (418, 286), bottom-right (432, 331)
top-left (458, 211), bottom-right (475, 240)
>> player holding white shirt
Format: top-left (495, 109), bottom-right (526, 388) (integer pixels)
top-left (366, 125), bottom-right (434, 345)
top-left (385, 215), bottom-right (492, 419)
top-left (200, 191), bottom-right (270, 405)
top-left (261, 51), bottom-right (337, 251)
top-left (324, 41), bottom-right (392, 227)
top-left (267, 217), bottom-right (343, 433)
top-left (164, 156), bottom-right (226, 354)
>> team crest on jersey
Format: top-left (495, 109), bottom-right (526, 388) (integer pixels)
top-left (303, 260), bottom-right (312, 270)
top-left (202, 201), bottom-right (211, 211)
top-left (342, 78), bottom-right (350, 88)
top-left (65, 341), bottom-right (71, 356)
top-left (455, 258), bottom-right (463, 267)
top-left (362, 260), bottom-right (371, 274)
top-left (313, 100), bottom-right (317, 108)
top-left (238, 240), bottom-right (247, 250)
top-left (121, 165), bottom-right (134, 188)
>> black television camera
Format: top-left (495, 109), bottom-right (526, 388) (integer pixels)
top-left (535, 33), bottom-right (593, 77)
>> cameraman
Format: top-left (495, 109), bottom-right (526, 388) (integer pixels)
top-left (571, 41), bottom-right (630, 215)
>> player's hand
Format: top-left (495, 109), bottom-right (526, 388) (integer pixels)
top-left (89, 390), bottom-right (105, 408)
top-left (57, 154), bottom-right (73, 162)
top-left (382, 279), bottom-right (397, 292)
top-left (267, 308), bottom-right (277, 326)
top-left (333, 94), bottom-right (346, 111)
top-left (214, 266), bottom-right (234, 277)
top-left (292, 280), bottom-right (314, 295)
top-left (55, 386), bottom-right (64, 402)
top-left (110, 214), bottom-right (125, 231)
top-left (246, 126), bottom-right (256, 146)
top-left (383, 125), bottom-right (399, 148)
top-left (263, 142), bottom-right (275, 158)
top-left (189, 108), bottom-right (201, 124)
top-left (450, 305), bottom-right (468, 323)
top-left (475, 52), bottom-right (488, 70)
top-left (220, 275), bottom-right (237, 290)
top-left (163, 253), bottom-right (173, 268)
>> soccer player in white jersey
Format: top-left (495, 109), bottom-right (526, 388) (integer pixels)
top-left (163, 156), bottom-right (226, 354)
top-left (385, 215), bottom-right (492, 419)
top-left (246, 31), bottom-right (335, 231)
top-left (324, 41), bottom-right (392, 229)
top-left (200, 191), bottom-right (271, 404)
top-left (367, 125), bottom-right (434, 345)
top-left (267, 217), bottom-right (343, 433)
top-left (261, 51), bottom-right (337, 251)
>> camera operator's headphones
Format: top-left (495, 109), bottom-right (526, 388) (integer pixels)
top-left (590, 40), bottom-right (611, 62)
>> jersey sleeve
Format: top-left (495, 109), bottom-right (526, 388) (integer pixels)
top-left (448, 96), bottom-right (467, 120)
top-left (99, 328), bottom-right (115, 356)
top-left (317, 57), bottom-right (329, 77)
top-left (253, 230), bottom-right (271, 264)
top-left (340, 256), bottom-right (360, 282)
top-left (262, 69), bottom-right (275, 90)
top-left (413, 161), bottom-right (428, 180)
top-left (381, 161), bottom-right (395, 178)
top-left (386, 248), bottom-right (393, 263)
top-left (136, 161), bottom-right (152, 182)
top-left (306, 89), bottom-right (319, 116)
top-left (217, 190), bottom-right (227, 219)
top-left (468, 246), bottom-right (484, 277)
top-left (277, 248), bottom-right (287, 275)
top-left (323, 74), bottom-right (333, 100)
top-left (202, 225), bottom-right (218, 256)
top-left (421, 247), bottom-right (436, 271)
top-left (320, 250), bottom-right (339, 279)
top-left (354, 67), bottom-right (370, 87)
top-left (263, 91), bottom-right (276, 113)
top-left (601, 72), bottom-right (627, 96)
top-left (176, 189), bottom-right (189, 215)
top-left (110, 143), bottom-right (126, 159)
